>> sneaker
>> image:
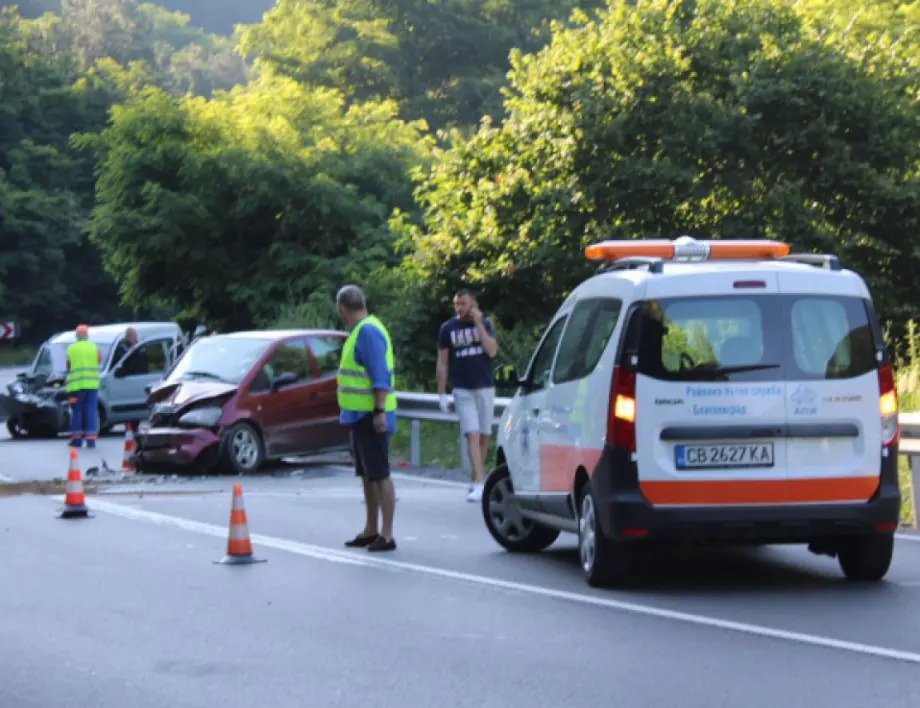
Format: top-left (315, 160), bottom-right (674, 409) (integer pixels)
top-left (367, 536), bottom-right (397, 552)
top-left (344, 533), bottom-right (379, 548)
top-left (467, 483), bottom-right (484, 503)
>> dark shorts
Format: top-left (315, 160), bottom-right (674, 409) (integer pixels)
top-left (350, 414), bottom-right (390, 482)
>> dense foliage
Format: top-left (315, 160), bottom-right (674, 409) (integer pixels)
top-left (401, 0), bottom-right (920, 334)
top-left (1, 0), bottom-right (920, 391)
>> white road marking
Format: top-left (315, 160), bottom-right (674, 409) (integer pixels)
top-left (81, 496), bottom-right (920, 665)
top-left (391, 473), bottom-right (469, 489)
top-left (330, 465), bottom-right (471, 490)
top-left (896, 532), bottom-right (920, 543)
top-left (81, 497), bottom-right (372, 568)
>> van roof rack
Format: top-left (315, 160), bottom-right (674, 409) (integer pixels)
top-left (777, 254), bottom-right (841, 271)
top-left (597, 256), bottom-right (665, 274)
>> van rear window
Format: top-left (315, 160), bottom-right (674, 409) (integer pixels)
top-left (631, 295), bottom-right (877, 383)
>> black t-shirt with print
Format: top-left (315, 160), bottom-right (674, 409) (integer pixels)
top-left (438, 316), bottom-right (495, 390)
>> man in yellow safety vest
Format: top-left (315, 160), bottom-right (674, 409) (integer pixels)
top-left (336, 284), bottom-right (399, 553)
top-left (66, 324), bottom-right (103, 448)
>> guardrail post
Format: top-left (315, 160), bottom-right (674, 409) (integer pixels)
top-left (458, 432), bottom-right (471, 477)
top-left (911, 455), bottom-right (920, 530)
top-left (410, 419), bottom-right (421, 468)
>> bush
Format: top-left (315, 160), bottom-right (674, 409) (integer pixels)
top-left (891, 320), bottom-right (920, 412)
top-left (0, 345), bottom-right (35, 367)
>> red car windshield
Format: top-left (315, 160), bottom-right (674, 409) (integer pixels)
top-left (165, 337), bottom-right (272, 385)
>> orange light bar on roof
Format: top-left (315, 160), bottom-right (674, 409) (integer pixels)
top-left (585, 236), bottom-right (791, 262)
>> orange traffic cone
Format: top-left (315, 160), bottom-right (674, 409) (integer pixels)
top-left (215, 483), bottom-right (265, 565)
top-left (121, 423), bottom-right (136, 473)
top-left (59, 448), bottom-right (91, 519)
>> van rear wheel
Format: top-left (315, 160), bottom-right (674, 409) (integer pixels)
top-left (838, 532), bottom-right (895, 582)
top-left (482, 464), bottom-right (560, 552)
top-left (578, 480), bottom-right (635, 588)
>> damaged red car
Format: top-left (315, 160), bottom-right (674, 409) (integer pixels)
top-left (133, 329), bottom-right (351, 474)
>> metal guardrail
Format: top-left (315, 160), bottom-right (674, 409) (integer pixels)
top-left (397, 392), bottom-right (920, 529)
top-left (395, 392), bottom-right (510, 472)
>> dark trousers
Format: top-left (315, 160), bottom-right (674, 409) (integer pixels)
top-left (70, 389), bottom-right (99, 447)
top-left (350, 414), bottom-right (391, 482)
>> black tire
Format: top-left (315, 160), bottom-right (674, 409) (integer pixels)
top-left (221, 422), bottom-right (265, 475)
top-left (838, 533), bottom-right (895, 582)
top-left (96, 405), bottom-right (114, 436)
top-left (6, 419), bottom-right (27, 438)
top-left (481, 464), bottom-right (560, 552)
top-left (577, 480), bottom-right (636, 588)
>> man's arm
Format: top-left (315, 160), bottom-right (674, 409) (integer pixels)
top-left (476, 316), bottom-right (498, 359)
top-left (358, 327), bottom-right (392, 403)
top-left (436, 348), bottom-right (449, 395)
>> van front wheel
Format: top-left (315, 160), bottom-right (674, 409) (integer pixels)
top-left (838, 532), bottom-right (894, 582)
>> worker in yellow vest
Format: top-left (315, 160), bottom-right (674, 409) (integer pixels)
top-left (336, 284), bottom-right (398, 553)
top-left (66, 324), bottom-right (103, 448)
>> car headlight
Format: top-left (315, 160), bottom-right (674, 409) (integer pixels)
top-left (177, 406), bottom-right (223, 428)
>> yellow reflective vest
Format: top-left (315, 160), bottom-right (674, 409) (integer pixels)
top-left (66, 339), bottom-right (101, 393)
top-left (337, 315), bottom-right (397, 413)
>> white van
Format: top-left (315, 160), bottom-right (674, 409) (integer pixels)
top-left (26, 322), bottom-right (182, 432)
top-left (481, 237), bottom-right (901, 587)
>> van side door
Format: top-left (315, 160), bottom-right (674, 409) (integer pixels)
top-left (503, 315), bottom-right (568, 495)
top-left (104, 337), bottom-right (174, 422)
top-left (543, 298), bottom-right (624, 498)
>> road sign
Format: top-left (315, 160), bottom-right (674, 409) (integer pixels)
top-left (0, 322), bottom-right (16, 340)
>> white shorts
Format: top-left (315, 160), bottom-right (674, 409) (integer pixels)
top-left (454, 387), bottom-right (496, 436)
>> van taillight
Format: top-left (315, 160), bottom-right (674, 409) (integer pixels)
top-left (878, 364), bottom-right (899, 448)
top-left (608, 366), bottom-right (636, 452)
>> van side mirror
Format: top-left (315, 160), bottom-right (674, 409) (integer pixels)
top-left (144, 384), bottom-right (153, 395)
top-left (16, 372), bottom-right (27, 380)
top-left (271, 371), bottom-right (298, 391)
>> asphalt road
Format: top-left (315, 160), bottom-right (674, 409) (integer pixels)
top-left (4, 365), bottom-right (920, 707)
top-left (3, 443), bottom-right (920, 707)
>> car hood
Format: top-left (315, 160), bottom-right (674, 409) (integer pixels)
top-left (151, 380), bottom-right (238, 411)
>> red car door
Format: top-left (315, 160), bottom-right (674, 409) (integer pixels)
top-left (299, 333), bottom-right (351, 452)
top-left (248, 337), bottom-right (316, 457)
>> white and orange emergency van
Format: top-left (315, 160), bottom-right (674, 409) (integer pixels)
top-left (482, 236), bottom-right (901, 587)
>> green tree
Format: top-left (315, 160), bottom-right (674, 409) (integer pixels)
top-left (399, 0), bottom-right (920, 335)
top-left (0, 7), bottom-right (126, 341)
top-left (238, 0), bottom-right (606, 132)
top-left (79, 74), bottom-right (434, 331)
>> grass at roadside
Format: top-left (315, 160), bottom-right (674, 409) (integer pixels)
top-left (390, 418), bottom-right (497, 472)
top-left (899, 456), bottom-right (915, 526)
top-left (0, 346), bottom-right (34, 367)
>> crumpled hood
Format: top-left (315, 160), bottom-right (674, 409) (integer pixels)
top-left (149, 380), bottom-right (238, 412)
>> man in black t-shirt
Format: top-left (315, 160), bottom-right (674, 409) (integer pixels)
top-left (437, 288), bottom-right (499, 502)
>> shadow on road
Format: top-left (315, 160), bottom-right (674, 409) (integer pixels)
top-left (532, 543), bottom-right (888, 595)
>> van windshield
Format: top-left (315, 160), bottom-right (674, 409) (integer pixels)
top-left (633, 294), bottom-right (877, 382)
top-left (34, 342), bottom-right (114, 375)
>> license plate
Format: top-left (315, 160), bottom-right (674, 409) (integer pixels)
top-left (675, 442), bottom-right (774, 470)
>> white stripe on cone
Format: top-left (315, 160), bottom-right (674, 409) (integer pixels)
top-left (229, 524), bottom-right (250, 541)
